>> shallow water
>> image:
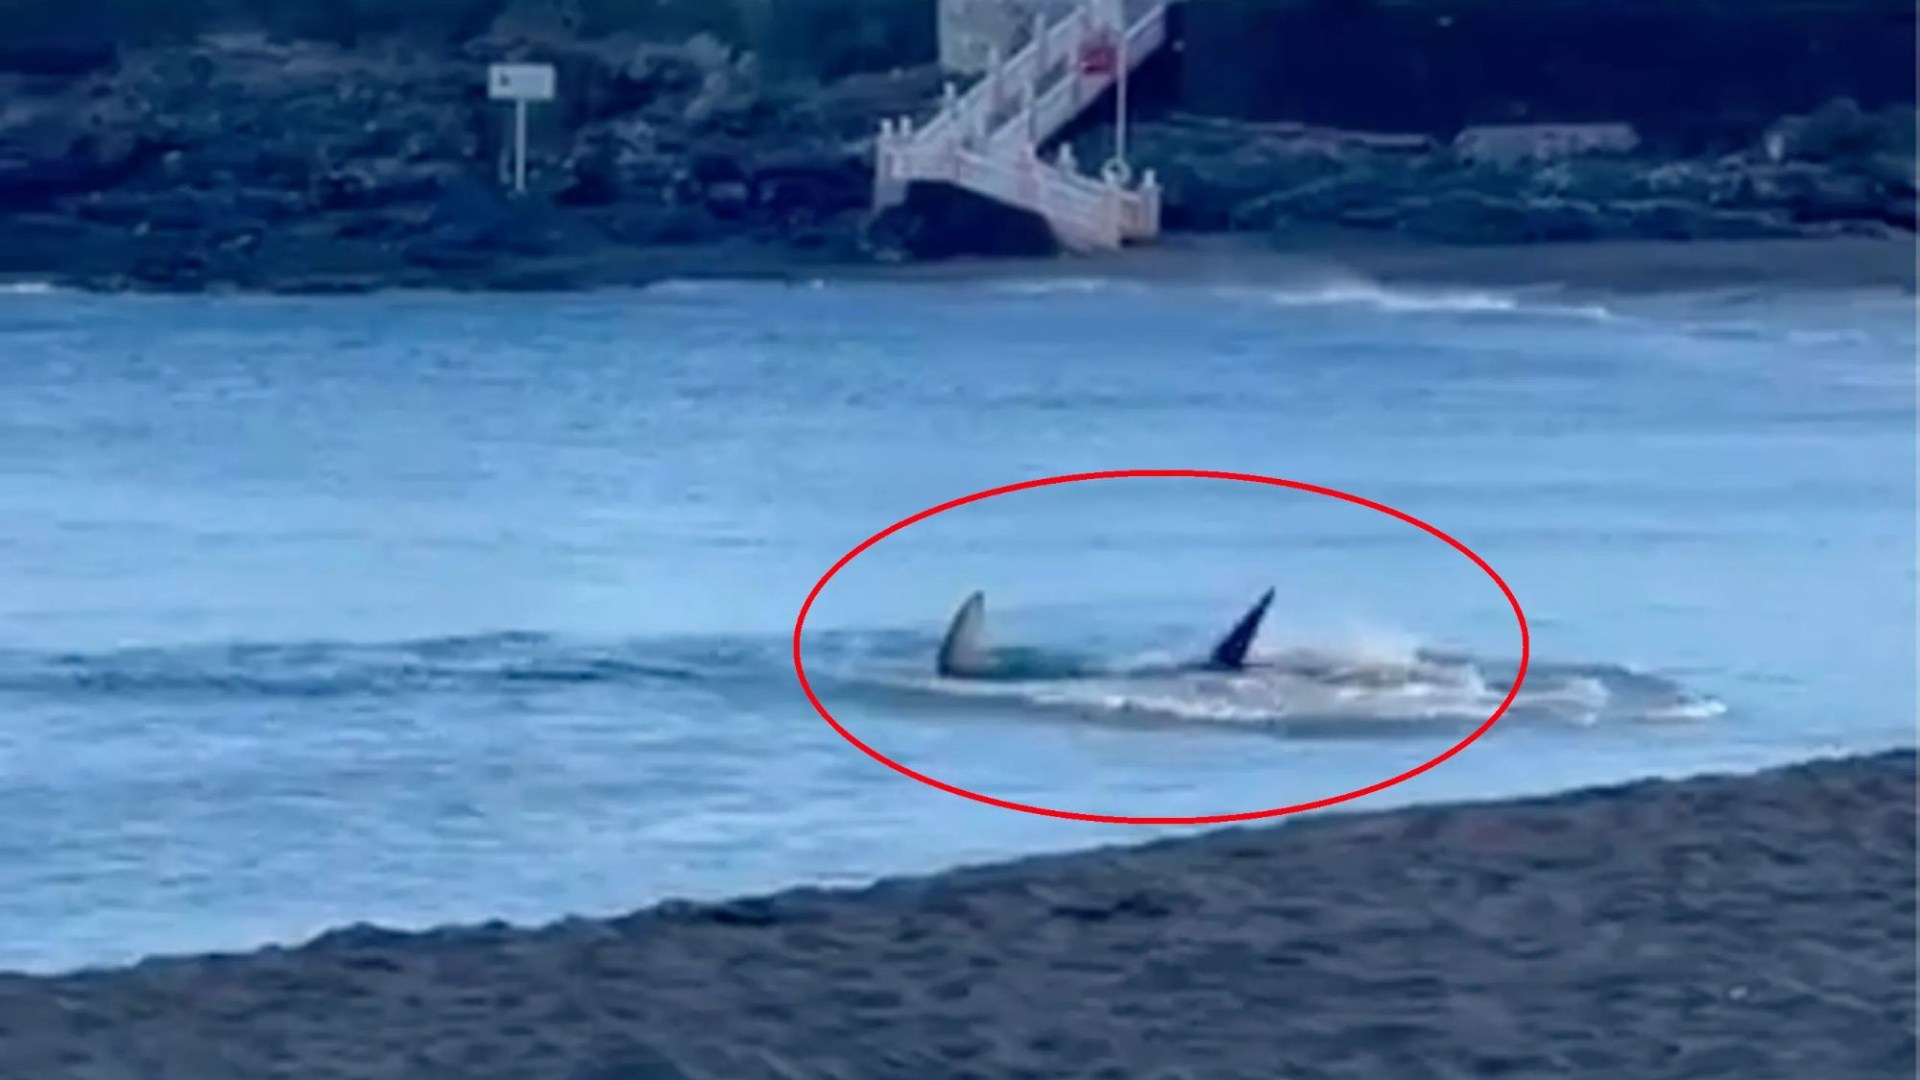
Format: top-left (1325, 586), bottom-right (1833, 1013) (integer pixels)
top-left (0, 274), bottom-right (1912, 973)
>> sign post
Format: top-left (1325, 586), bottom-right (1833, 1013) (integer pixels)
top-left (1109, 0), bottom-right (1130, 181)
top-left (1077, 0), bottom-right (1131, 186)
top-left (487, 62), bottom-right (557, 196)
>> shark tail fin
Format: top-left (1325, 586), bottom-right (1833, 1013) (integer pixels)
top-left (1207, 588), bottom-right (1275, 670)
top-left (937, 590), bottom-right (992, 677)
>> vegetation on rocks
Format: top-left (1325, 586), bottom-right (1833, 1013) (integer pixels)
top-left (0, 0), bottom-right (1910, 288)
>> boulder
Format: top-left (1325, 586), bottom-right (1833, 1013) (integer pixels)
top-left (1610, 199), bottom-right (1800, 241)
top-left (1765, 98), bottom-right (1916, 167)
top-left (313, 160), bottom-right (457, 211)
top-left (864, 181), bottom-right (1057, 261)
top-left (591, 204), bottom-right (721, 246)
top-left (0, 104), bottom-right (162, 209)
top-left (559, 114), bottom-right (676, 205)
top-left (1385, 192), bottom-right (1591, 244)
top-left (1239, 165), bottom-right (1429, 232)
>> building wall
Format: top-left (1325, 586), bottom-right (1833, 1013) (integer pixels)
top-left (937, 0), bottom-right (1082, 72)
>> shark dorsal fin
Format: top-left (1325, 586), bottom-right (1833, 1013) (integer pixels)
top-left (1207, 588), bottom-right (1275, 670)
top-left (937, 590), bottom-right (991, 677)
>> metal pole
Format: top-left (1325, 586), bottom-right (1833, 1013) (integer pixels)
top-left (513, 99), bottom-right (528, 195)
top-left (1114, 1), bottom-right (1129, 168)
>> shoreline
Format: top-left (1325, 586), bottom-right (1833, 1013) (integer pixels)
top-left (3, 747), bottom-right (1911, 1078)
top-left (4, 232), bottom-right (1914, 301)
top-left (812, 232), bottom-right (1920, 298)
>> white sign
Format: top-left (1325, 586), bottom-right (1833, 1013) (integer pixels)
top-left (488, 63), bottom-right (556, 102)
top-left (487, 62), bottom-right (557, 195)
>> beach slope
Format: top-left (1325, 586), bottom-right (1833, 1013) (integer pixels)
top-left (1, 749), bottom-right (1912, 1079)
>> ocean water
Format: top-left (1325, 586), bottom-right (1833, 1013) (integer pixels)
top-left (0, 272), bottom-right (1912, 973)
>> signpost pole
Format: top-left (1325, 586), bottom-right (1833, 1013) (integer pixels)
top-left (1112, 0), bottom-right (1129, 171)
top-left (513, 99), bottom-right (528, 195)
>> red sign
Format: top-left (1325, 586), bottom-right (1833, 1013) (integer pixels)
top-left (1078, 34), bottom-right (1118, 76)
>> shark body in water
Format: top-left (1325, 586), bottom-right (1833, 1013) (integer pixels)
top-left (933, 588), bottom-right (1276, 680)
top-left (923, 588), bottom-right (1723, 727)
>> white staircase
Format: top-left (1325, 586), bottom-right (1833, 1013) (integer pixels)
top-left (872, 0), bottom-right (1172, 253)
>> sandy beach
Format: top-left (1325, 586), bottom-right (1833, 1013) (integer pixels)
top-left (1, 749), bottom-right (1910, 1079)
top-left (810, 233), bottom-right (1920, 298)
top-left (231, 232), bottom-right (1911, 299)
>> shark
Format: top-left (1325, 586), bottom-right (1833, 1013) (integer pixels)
top-left (933, 587), bottom-right (1276, 680)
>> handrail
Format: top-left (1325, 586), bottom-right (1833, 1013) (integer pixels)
top-left (871, 0), bottom-right (1170, 253)
top-left (986, 5), bottom-right (1168, 152)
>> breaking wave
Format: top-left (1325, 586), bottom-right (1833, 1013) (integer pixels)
top-left (1217, 280), bottom-right (1619, 322)
top-left (0, 629), bottom-right (1726, 738)
top-left (981, 277), bottom-right (1155, 297)
top-left (805, 631), bottom-right (1727, 735)
top-left (978, 272), bottom-right (1620, 321)
top-left (0, 633), bottom-right (715, 700)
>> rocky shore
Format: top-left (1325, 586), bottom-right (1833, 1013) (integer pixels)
top-left (0, 750), bottom-right (1911, 1079)
top-left (0, 25), bottom-right (1913, 293)
top-left (1108, 103), bottom-right (1917, 247)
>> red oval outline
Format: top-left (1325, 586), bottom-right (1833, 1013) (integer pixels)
top-left (792, 469), bottom-right (1531, 826)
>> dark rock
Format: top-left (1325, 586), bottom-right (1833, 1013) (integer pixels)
top-left (1, 22), bottom-right (1907, 293)
top-left (754, 160), bottom-right (865, 226)
top-left (68, 186), bottom-right (308, 233)
top-left (599, 42), bottom-right (727, 120)
top-left (0, 212), bottom-right (95, 274)
top-left (866, 181), bottom-right (1058, 261)
top-left (1116, 118), bottom-right (1444, 232)
top-left (402, 241), bottom-right (491, 270)
top-left (1240, 167), bottom-right (1427, 232)
top-left (1751, 164), bottom-right (1901, 225)
top-left (1542, 157), bottom-right (1654, 204)
top-left (0, 28), bottom-right (933, 286)
top-left (0, 110), bottom-right (162, 210)
top-left (313, 160), bottom-right (456, 211)
top-left (809, 64), bottom-right (947, 140)
top-left (560, 115), bottom-right (680, 206)
top-left (1879, 196), bottom-right (1917, 231)
top-left (1159, 142), bottom-right (1352, 231)
top-left (788, 222), bottom-right (859, 253)
top-left (332, 209), bottom-right (434, 239)
top-left (1611, 199), bottom-right (1800, 241)
top-left (128, 245), bottom-right (216, 290)
top-left (1768, 98), bottom-right (1916, 167)
top-left (0, 38), bottom-right (115, 78)
top-left (591, 204), bottom-right (718, 246)
top-left (418, 175), bottom-right (519, 246)
top-left (1388, 191), bottom-right (1577, 244)
top-left (702, 178), bottom-right (750, 218)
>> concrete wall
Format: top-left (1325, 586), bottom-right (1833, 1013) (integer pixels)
top-left (940, 0), bottom-right (1121, 71)
top-left (936, 0), bottom-right (1081, 72)
top-left (1169, 0), bottom-right (1917, 148)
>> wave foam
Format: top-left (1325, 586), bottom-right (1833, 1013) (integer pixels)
top-left (1228, 279), bottom-right (1618, 322)
top-left (880, 649), bottom-right (1723, 736)
top-left (982, 277), bottom-right (1150, 297)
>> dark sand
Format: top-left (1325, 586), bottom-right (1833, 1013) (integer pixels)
top-left (1, 750), bottom-right (1912, 1079)
top-left (820, 233), bottom-right (1919, 298)
top-left (7, 231), bottom-right (1910, 298)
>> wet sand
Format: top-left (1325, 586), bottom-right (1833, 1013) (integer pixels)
top-left (0, 749), bottom-right (1911, 1079)
top-left (6, 231), bottom-right (1910, 299)
top-left (822, 232), bottom-right (1919, 298)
